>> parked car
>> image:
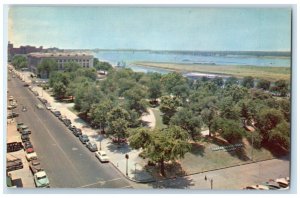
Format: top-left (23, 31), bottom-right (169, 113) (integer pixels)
top-left (45, 103), bottom-right (51, 110)
top-left (58, 115), bottom-right (66, 121)
top-left (68, 125), bottom-right (76, 132)
top-left (275, 178), bottom-right (289, 188)
top-left (86, 141), bottom-right (98, 152)
top-left (23, 141), bottom-right (33, 149)
top-left (63, 119), bottom-right (72, 127)
top-left (23, 83), bottom-right (30, 87)
top-left (33, 91), bottom-right (39, 96)
top-left (36, 103), bottom-right (44, 109)
top-left (25, 152), bottom-right (38, 161)
top-left (7, 105), bottom-right (17, 110)
top-left (21, 129), bottom-right (32, 135)
top-left (73, 128), bottom-right (82, 137)
top-left (19, 125), bottom-right (29, 132)
top-left (34, 171), bottom-right (50, 188)
top-left (21, 134), bottom-right (30, 142)
top-left (53, 111), bottom-right (61, 117)
top-left (25, 147), bottom-right (34, 154)
top-left (9, 96), bottom-right (14, 101)
top-left (29, 159), bottom-right (43, 174)
top-left (17, 122), bottom-right (24, 131)
top-left (95, 151), bottom-right (109, 162)
top-left (263, 181), bottom-right (281, 190)
top-left (7, 112), bottom-right (19, 119)
top-left (79, 134), bottom-right (90, 144)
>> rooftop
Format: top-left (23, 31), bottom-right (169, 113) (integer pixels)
top-left (28, 52), bottom-right (93, 58)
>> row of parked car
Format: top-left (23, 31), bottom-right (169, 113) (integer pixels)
top-left (50, 108), bottom-right (109, 162)
top-left (17, 122), bottom-right (50, 188)
top-left (244, 177), bottom-right (289, 190)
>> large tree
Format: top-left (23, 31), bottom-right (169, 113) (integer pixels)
top-left (107, 107), bottom-right (130, 142)
top-left (159, 96), bottom-right (181, 125)
top-left (129, 126), bottom-right (191, 176)
top-left (170, 108), bottom-right (202, 140)
top-left (37, 58), bottom-right (58, 78)
top-left (12, 55), bottom-right (28, 70)
top-left (241, 76), bottom-right (254, 89)
top-left (123, 85), bottom-right (148, 115)
top-left (256, 79), bottom-right (271, 90)
top-left (270, 80), bottom-right (289, 97)
top-left (89, 99), bottom-right (114, 132)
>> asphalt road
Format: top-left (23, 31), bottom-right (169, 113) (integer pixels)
top-left (8, 75), bottom-right (132, 188)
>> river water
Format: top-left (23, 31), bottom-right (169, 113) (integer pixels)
top-left (94, 50), bottom-right (290, 74)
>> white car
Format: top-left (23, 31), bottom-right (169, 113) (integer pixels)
top-left (95, 151), bottom-right (109, 162)
top-left (25, 152), bottom-right (38, 161)
top-left (34, 171), bottom-right (50, 188)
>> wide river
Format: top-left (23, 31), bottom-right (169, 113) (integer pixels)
top-left (94, 50), bottom-right (290, 74)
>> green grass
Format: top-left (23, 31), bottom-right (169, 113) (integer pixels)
top-left (151, 108), bottom-right (166, 129)
top-left (179, 139), bottom-right (276, 175)
top-left (67, 106), bottom-right (79, 115)
top-left (133, 61), bottom-right (290, 82)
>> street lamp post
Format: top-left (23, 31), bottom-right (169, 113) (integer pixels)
top-left (204, 175), bottom-right (214, 190)
top-left (134, 163), bottom-right (137, 180)
top-left (125, 154), bottom-right (129, 176)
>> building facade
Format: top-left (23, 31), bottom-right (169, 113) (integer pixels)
top-left (8, 42), bottom-right (43, 58)
top-left (27, 52), bottom-right (94, 74)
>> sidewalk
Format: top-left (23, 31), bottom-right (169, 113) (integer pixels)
top-left (20, 70), bottom-right (154, 183)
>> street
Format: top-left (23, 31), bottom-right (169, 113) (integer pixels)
top-left (8, 74), bottom-right (132, 188)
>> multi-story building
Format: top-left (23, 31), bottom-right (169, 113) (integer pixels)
top-left (8, 42), bottom-right (44, 57)
top-left (27, 52), bottom-right (94, 74)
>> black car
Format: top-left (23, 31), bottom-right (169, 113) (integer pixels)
top-left (53, 111), bottom-right (61, 117)
top-left (63, 119), bottom-right (72, 127)
top-left (73, 128), bottom-right (82, 137)
top-left (68, 125), bottom-right (76, 132)
top-left (86, 141), bottom-right (98, 152)
top-left (23, 141), bottom-right (33, 149)
top-left (21, 129), bottom-right (32, 135)
top-left (21, 134), bottom-right (30, 142)
top-left (79, 134), bottom-right (89, 144)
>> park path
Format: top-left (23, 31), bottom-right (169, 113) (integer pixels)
top-left (141, 108), bottom-right (156, 129)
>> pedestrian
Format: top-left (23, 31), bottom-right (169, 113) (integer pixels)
top-left (205, 175), bottom-right (207, 181)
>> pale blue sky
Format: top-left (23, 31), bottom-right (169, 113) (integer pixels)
top-left (8, 6), bottom-right (291, 51)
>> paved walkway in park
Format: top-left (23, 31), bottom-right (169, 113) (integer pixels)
top-left (141, 108), bottom-right (156, 129)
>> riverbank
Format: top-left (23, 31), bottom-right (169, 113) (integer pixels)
top-left (133, 61), bottom-right (290, 81)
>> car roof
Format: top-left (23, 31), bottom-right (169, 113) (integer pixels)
top-left (36, 171), bottom-right (46, 177)
top-left (99, 151), bottom-right (106, 155)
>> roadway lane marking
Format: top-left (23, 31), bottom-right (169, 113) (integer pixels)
top-left (78, 177), bottom-right (123, 188)
top-left (29, 108), bottom-right (86, 185)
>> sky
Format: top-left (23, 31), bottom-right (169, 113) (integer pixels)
top-left (8, 6), bottom-right (292, 51)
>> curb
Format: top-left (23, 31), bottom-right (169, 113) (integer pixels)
top-left (110, 161), bottom-right (156, 184)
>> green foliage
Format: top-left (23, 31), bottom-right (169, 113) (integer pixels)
top-left (212, 77), bottom-right (224, 87)
top-left (211, 118), bottom-right (245, 143)
top-left (270, 80), bottom-right (289, 97)
top-left (52, 81), bottom-right (67, 99)
top-left (94, 60), bottom-right (113, 71)
top-left (12, 55), bottom-right (28, 70)
top-left (170, 108), bottom-right (202, 140)
top-left (37, 58), bottom-right (58, 78)
top-left (89, 99), bottom-right (114, 131)
top-left (256, 108), bottom-right (290, 150)
top-left (63, 61), bottom-right (81, 72)
top-left (256, 79), bottom-right (271, 90)
top-left (107, 107), bottom-right (130, 140)
top-left (129, 126), bottom-right (191, 176)
top-left (148, 80), bottom-right (162, 102)
top-left (159, 96), bottom-right (181, 125)
top-left (225, 76), bottom-right (239, 87)
top-left (161, 72), bottom-right (187, 95)
top-left (241, 76), bottom-right (254, 88)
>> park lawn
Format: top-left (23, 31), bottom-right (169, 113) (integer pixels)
top-left (152, 108), bottom-right (166, 129)
top-left (179, 138), bottom-right (275, 175)
top-left (133, 61), bottom-right (290, 82)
